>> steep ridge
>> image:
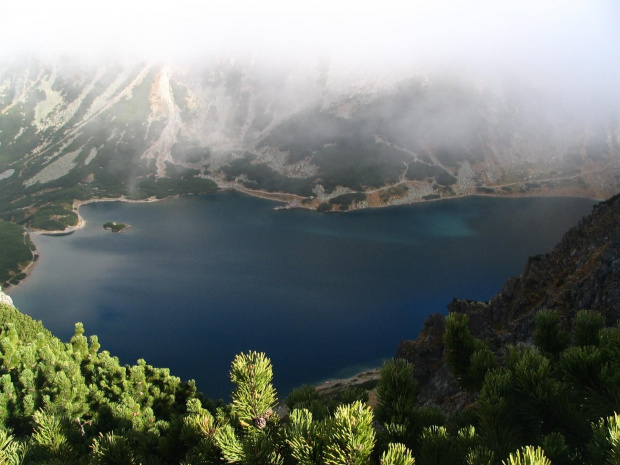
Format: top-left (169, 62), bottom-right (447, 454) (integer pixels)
top-left (396, 193), bottom-right (620, 410)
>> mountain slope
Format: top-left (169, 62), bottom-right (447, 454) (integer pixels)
top-left (396, 193), bottom-right (620, 409)
top-left (1, 55), bottom-right (619, 223)
top-left (1, 55), bottom-right (619, 282)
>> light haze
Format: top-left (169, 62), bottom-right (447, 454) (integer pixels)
top-left (2, 0), bottom-right (618, 69)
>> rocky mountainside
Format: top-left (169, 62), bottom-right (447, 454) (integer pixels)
top-left (396, 193), bottom-right (620, 410)
top-left (1, 55), bottom-right (619, 225)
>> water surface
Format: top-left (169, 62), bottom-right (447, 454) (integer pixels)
top-left (9, 193), bottom-right (596, 400)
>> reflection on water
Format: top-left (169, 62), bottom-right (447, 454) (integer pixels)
top-left (9, 192), bottom-right (596, 400)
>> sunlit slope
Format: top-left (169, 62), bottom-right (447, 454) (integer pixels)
top-left (1, 56), bottom-right (619, 223)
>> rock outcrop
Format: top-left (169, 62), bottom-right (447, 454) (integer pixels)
top-left (0, 287), bottom-right (14, 307)
top-left (396, 193), bottom-right (620, 412)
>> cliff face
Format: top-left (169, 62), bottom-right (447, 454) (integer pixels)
top-left (396, 193), bottom-right (620, 409)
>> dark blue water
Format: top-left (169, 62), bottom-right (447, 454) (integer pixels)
top-left (8, 192), bottom-right (596, 400)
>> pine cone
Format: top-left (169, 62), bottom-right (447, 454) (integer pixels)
top-left (254, 416), bottom-right (267, 429)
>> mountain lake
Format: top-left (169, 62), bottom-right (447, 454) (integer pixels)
top-left (8, 192), bottom-right (596, 400)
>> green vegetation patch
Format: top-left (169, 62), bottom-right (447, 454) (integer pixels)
top-left (0, 221), bottom-right (34, 286)
top-left (312, 142), bottom-right (410, 192)
top-left (379, 185), bottom-right (409, 203)
top-left (577, 177), bottom-right (591, 190)
top-left (433, 184), bottom-right (455, 196)
top-left (221, 155), bottom-right (316, 197)
top-left (26, 203), bottom-right (78, 231)
top-left (501, 185), bottom-right (518, 193)
top-left (257, 110), bottom-right (350, 164)
top-left (103, 221), bottom-right (129, 233)
top-left (259, 108), bottom-right (413, 192)
top-left (406, 163), bottom-right (456, 187)
top-left (405, 161), bottom-right (445, 181)
top-left (0, 303), bottom-right (52, 340)
top-left (317, 202), bottom-right (332, 212)
top-left (436, 171), bottom-right (457, 186)
top-left (171, 141), bottom-right (211, 164)
top-left (329, 192), bottom-right (367, 211)
top-left (0, 304), bottom-right (206, 463)
top-left (0, 300), bottom-right (619, 463)
top-left (164, 162), bottom-right (201, 179)
top-left (0, 92), bottom-right (44, 166)
top-left (437, 308), bottom-right (620, 464)
top-left (134, 176), bottom-right (219, 199)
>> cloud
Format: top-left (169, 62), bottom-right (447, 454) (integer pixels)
top-left (2, 0), bottom-right (619, 105)
top-left (1, 0), bottom-right (616, 59)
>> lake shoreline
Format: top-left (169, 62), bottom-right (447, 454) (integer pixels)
top-left (6, 192), bottom-right (599, 399)
top-left (26, 195), bottom-right (169, 235)
top-left (33, 191), bottom-right (605, 237)
top-left (9, 188), bottom-right (603, 292)
top-left (224, 181), bottom-right (605, 212)
top-left (8, 197), bottom-right (168, 290)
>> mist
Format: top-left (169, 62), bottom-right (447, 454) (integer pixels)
top-left (2, 0), bottom-right (620, 203)
top-left (2, 0), bottom-right (619, 122)
top-left (3, 0), bottom-right (619, 90)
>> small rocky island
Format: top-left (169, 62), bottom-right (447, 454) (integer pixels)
top-left (103, 221), bottom-right (130, 233)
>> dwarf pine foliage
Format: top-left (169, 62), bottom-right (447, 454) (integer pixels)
top-left (503, 446), bottom-right (551, 465)
top-left (444, 308), bottom-right (620, 465)
top-left (380, 443), bottom-right (415, 465)
top-left (1, 302), bottom-right (620, 463)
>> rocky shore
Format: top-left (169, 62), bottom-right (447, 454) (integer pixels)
top-left (311, 192), bottom-right (620, 414)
